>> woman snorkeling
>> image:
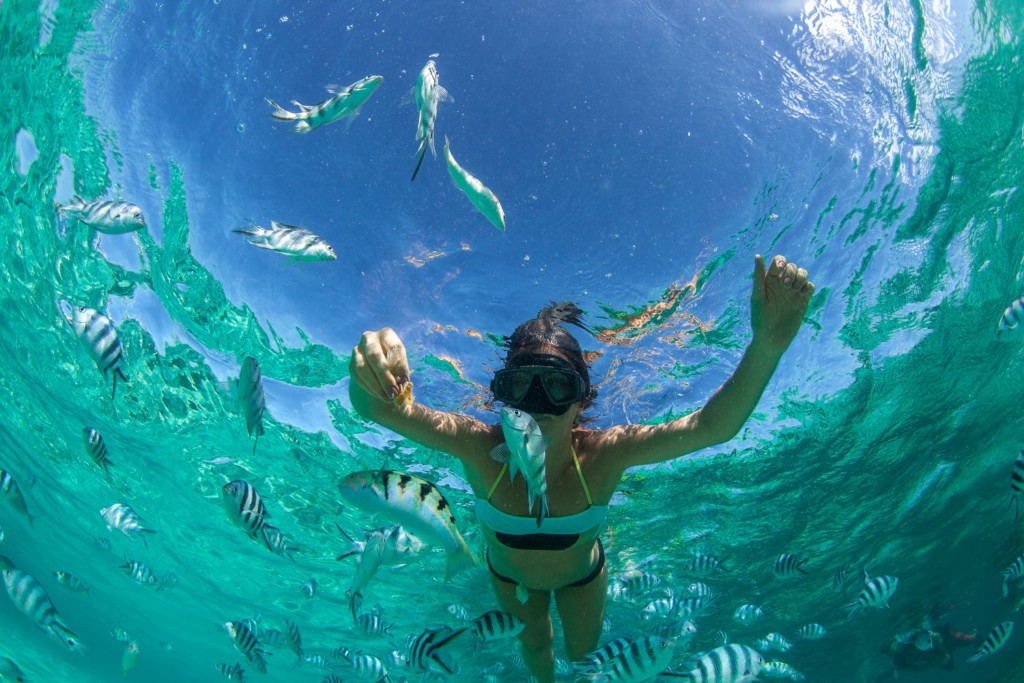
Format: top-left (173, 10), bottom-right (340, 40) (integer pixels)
top-left (349, 254), bottom-right (814, 683)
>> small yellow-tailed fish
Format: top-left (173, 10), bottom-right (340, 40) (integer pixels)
top-left (444, 136), bottom-right (506, 232)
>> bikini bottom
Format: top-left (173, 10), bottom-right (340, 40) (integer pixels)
top-left (487, 537), bottom-right (605, 598)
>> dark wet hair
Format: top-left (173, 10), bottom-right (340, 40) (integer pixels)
top-left (503, 302), bottom-right (596, 406)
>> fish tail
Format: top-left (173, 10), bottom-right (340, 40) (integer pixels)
top-left (411, 140), bottom-right (428, 181)
top-left (266, 98), bottom-right (298, 121)
top-left (444, 547), bottom-right (478, 583)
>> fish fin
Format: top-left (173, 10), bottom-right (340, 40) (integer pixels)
top-left (798, 560), bottom-right (810, 574)
top-left (324, 84), bottom-right (340, 93)
top-left (488, 443), bottom-right (511, 463)
top-left (436, 85), bottom-right (451, 103)
top-left (443, 547), bottom-right (477, 583)
top-left (294, 121), bottom-right (311, 134)
top-left (411, 140), bottom-right (428, 181)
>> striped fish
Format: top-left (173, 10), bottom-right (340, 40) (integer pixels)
top-left (100, 503), bottom-right (156, 543)
top-left (795, 623), bottom-right (826, 640)
top-left (261, 524), bottom-right (296, 560)
top-left (616, 570), bottom-right (662, 597)
top-left (56, 196), bottom-right (145, 234)
top-left (579, 637), bottom-right (631, 673)
top-left (404, 626), bottom-right (463, 675)
top-left (761, 660), bottom-right (805, 680)
top-left (447, 603), bottom-right (471, 621)
top-left (65, 304), bottom-right (128, 399)
top-left (221, 480), bottom-right (269, 542)
top-left (687, 582), bottom-right (714, 598)
top-left (443, 137), bottom-right (506, 231)
top-left (0, 469), bottom-right (33, 526)
top-left (410, 59), bottom-right (451, 181)
top-left (764, 633), bottom-right (792, 653)
top-left (120, 559), bottom-right (159, 588)
top-left (668, 643), bottom-right (764, 683)
top-left (688, 552), bottom-right (727, 576)
top-left (300, 577), bottom-right (316, 599)
top-left (82, 427), bottom-right (113, 474)
top-left (235, 357), bottom-right (266, 453)
top-left (350, 653), bottom-right (389, 681)
top-left (491, 407), bottom-right (550, 526)
top-left (846, 572), bottom-right (898, 620)
top-left (588, 635), bottom-right (676, 682)
top-left (832, 562), bottom-right (853, 591)
top-left (356, 609), bottom-right (392, 636)
top-left (773, 554), bottom-right (809, 577)
top-left (676, 596), bottom-right (716, 619)
top-left (642, 594), bottom-right (678, 619)
top-left (302, 654), bottom-right (331, 668)
top-left (460, 610), bottom-right (525, 644)
top-left (215, 662), bottom-right (245, 680)
top-left (967, 621), bottom-right (1013, 663)
top-left (997, 297), bottom-right (1024, 340)
top-left (654, 620), bottom-right (698, 642)
top-left (224, 620), bottom-right (268, 674)
top-left (1010, 450), bottom-right (1024, 519)
top-left (53, 570), bottom-right (91, 594)
top-left (733, 604), bottom-right (764, 624)
top-left (266, 75), bottom-right (383, 134)
top-left (283, 618), bottom-right (303, 660)
top-left (233, 222), bottom-right (336, 262)
top-left (338, 470), bottom-right (476, 582)
top-left (0, 555), bottom-right (83, 651)
top-left (1002, 554), bottom-right (1024, 597)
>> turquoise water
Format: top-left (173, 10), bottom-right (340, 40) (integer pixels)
top-left (1, 0), bottom-right (1023, 681)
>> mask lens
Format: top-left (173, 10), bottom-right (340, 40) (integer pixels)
top-left (540, 370), bottom-right (581, 404)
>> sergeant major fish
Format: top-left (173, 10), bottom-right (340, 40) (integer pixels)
top-left (997, 296), bottom-right (1024, 340)
top-left (266, 75), bottom-right (383, 134)
top-left (490, 407), bottom-right (550, 526)
top-left (233, 221), bottom-right (336, 262)
top-left (1009, 450), bottom-right (1024, 519)
top-left (221, 480), bottom-right (286, 555)
top-left (61, 303), bottom-right (128, 399)
top-left (100, 503), bottom-right (156, 544)
top-left (404, 625), bottom-right (463, 675)
top-left (673, 643), bottom-right (764, 683)
top-left (0, 555), bottom-right (83, 651)
top-left (443, 137), bottom-right (506, 232)
top-left (56, 196), bottom-right (145, 234)
top-left (0, 469), bottom-right (33, 527)
top-left (235, 357), bottom-right (265, 454)
top-left (82, 427), bottom-right (113, 475)
top-left (410, 59), bottom-right (451, 181)
top-left (1001, 554), bottom-right (1024, 597)
top-left (967, 621), bottom-right (1013, 663)
top-left (846, 571), bottom-right (898, 620)
top-left (338, 470), bottom-right (476, 582)
top-left (586, 635), bottom-right (676, 682)
top-left (53, 570), bottom-right (91, 594)
top-left (224, 620), bottom-right (268, 674)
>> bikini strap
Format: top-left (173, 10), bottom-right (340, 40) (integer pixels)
top-left (571, 444), bottom-right (593, 506)
top-left (486, 463), bottom-right (508, 501)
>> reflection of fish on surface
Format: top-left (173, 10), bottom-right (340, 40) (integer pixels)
top-left (443, 137), bottom-right (506, 232)
top-left (233, 221), bottom-right (336, 262)
top-left (266, 75), bottom-right (383, 134)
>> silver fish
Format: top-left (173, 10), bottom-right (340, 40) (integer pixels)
top-left (586, 635), bottom-right (676, 682)
top-left (350, 653), bottom-right (389, 681)
top-left (266, 75), bottom-right (383, 134)
top-left (676, 643), bottom-right (764, 683)
top-left (761, 660), bottom-right (805, 680)
top-left (261, 524), bottom-right (296, 560)
top-left (832, 562), bottom-right (853, 591)
top-left (120, 559), bottom-right (159, 589)
top-left (56, 196), bottom-right (145, 234)
top-left (653, 619), bottom-right (698, 642)
top-left (0, 470), bottom-right (32, 526)
top-left (846, 571), bottom-right (898, 620)
top-left (1002, 554), bottom-right (1024, 597)
top-left (733, 604), bottom-right (764, 624)
top-left (53, 570), bottom-right (91, 594)
top-left (404, 626), bottom-right (463, 675)
top-left (221, 480), bottom-right (269, 542)
top-left (100, 503), bottom-right (156, 543)
top-left (967, 620), bottom-right (1013, 663)
top-left (410, 59), bottom-right (451, 181)
top-left (338, 470), bottom-right (476, 581)
top-left (764, 632), bottom-right (793, 653)
top-left (224, 620), bottom-right (268, 674)
top-left (491, 407), bottom-right (550, 525)
top-left (688, 552), bottom-right (728, 575)
top-left (233, 221), bottom-right (336, 262)
top-left (460, 610), bottom-right (525, 643)
top-left (215, 662), bottom-right (245, 680)
top-left (82, 427), bottom-right (113, 475)
top-left (355, 608), bottom-right (392, 636)
top-left (1010, 450), bottom-right (1024, 519)
top-left (795, 623), bottom-right (826, 640)
top-left (772, 553), bottom-right (810, 577)
top-left (63, 303), bottom-right (128, 399)
top-left (997, 296), bottom-right (1024, 340)
top-left (300, 577), bottom-right (316, 599)
top-left (443, 137), bottom-right (506, 231)
top-left (236, 357), bottom-right (265, 453)
top-left (283, 618), bottom-right (303, 660)
top-left (0, 555), bottom-right (83, 651)
top-left (347, 527), bottom-right (387, 620)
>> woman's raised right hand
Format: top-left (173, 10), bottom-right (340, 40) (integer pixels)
top-left (350, 327), bottom-right (410, 403)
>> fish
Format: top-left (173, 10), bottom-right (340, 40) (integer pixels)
top-left (459, 610), bottom-right (525, 644)
top-left (215, 662), bottom-right (245, 680)
top-left (686, 581), bottom-right (714, 598)
top-left (356, 607), bottom-right (392, 636)
top-left (447, 603), bottom-right (471, 621)
top-left (641, 594), bottom-right (678, 619)
top-left (832, 562), bottom-right (853, 591)
top-left (668, 643), bottom-right (764, 683)
top-left (349, 653), bottom-right (390, 681)
top-left (338, 470), bottom-right (476, 581)
top-left (235, 357), bottom-right (266, 454)
top-left (688, 552), bottom-right (728, 576)
top-left (62, 303), bottom-right (128, 399)
top-left (300, 577), bottom-right (316, 599)
top-left (260, 524), bottom-right (296, 560)
top-left (653, 620), bottom-right (698, 642)
top-left (121, 641), bottom-right (140, 677)
top-left (676, 596), bottom-right (716, 619)
top-left (266, 75), bottom-right (383, 134)
top-left (0, 656), bottom-right (29, 682)
top-left (772, 553), bottom-right (809, 577)
top-left (1002, 554), bottom-right (1024, 597)
top-left (967, 621), bottom-right (1013, 663)
top-left (0, 469), bottom-right (33, 526)
top-left (56, 196), bottom-right (145, 234)
top-left (53, 570), bottom-right (91, 595)
top-left (120, 559), bottom-right (160, 589)
top-left (763, 633), bottom-right (792, 653)
top-left (111, 628), bottom-right (132, 643)
top-left (0, 555), bottom-right (83, 651)
top-left (760, 660), bottom-right (805, 680)
top-left (997, 296), bottom-right (1024, 340)
top-left (490, 407), bottom-right (550, 526)
top-left (795, 623), bottom-right (826, 640)
top-left (1010, 450), bottom-right (1024, 519)
top-left (347, 527), bottom-right (387, 619)
top-left (82, 427), bottom-right (113, 475)
top-left (584, 636), bottom-right (676, 682)
top-left (100, 503), bottom-right (156, 543)
top-left (846, 571), bottom-right (898, 620)
top-left (404, 626), bottom-right (464, 675)
top-left (410, 59), bottom-right (451, 181)
top-left (733, 604), bottom-right (764, 624)
top-left (613, 570), bottom-right (662, 599)
top-left (221, 480), bottom-right (270, 544)
top-left (224, 621), bottom-right (268, 674)
top-left (283, 618), bottom-right (303, 660)
top-left (443, 137), bottom-right (506, 231)
top-left (233, 221), bottom-right (336, 262)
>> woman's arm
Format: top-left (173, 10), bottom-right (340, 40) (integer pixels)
top-left (349, 328), bottom-right (496, 463)
top-left (591, 254), bottom-right (814, 471)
